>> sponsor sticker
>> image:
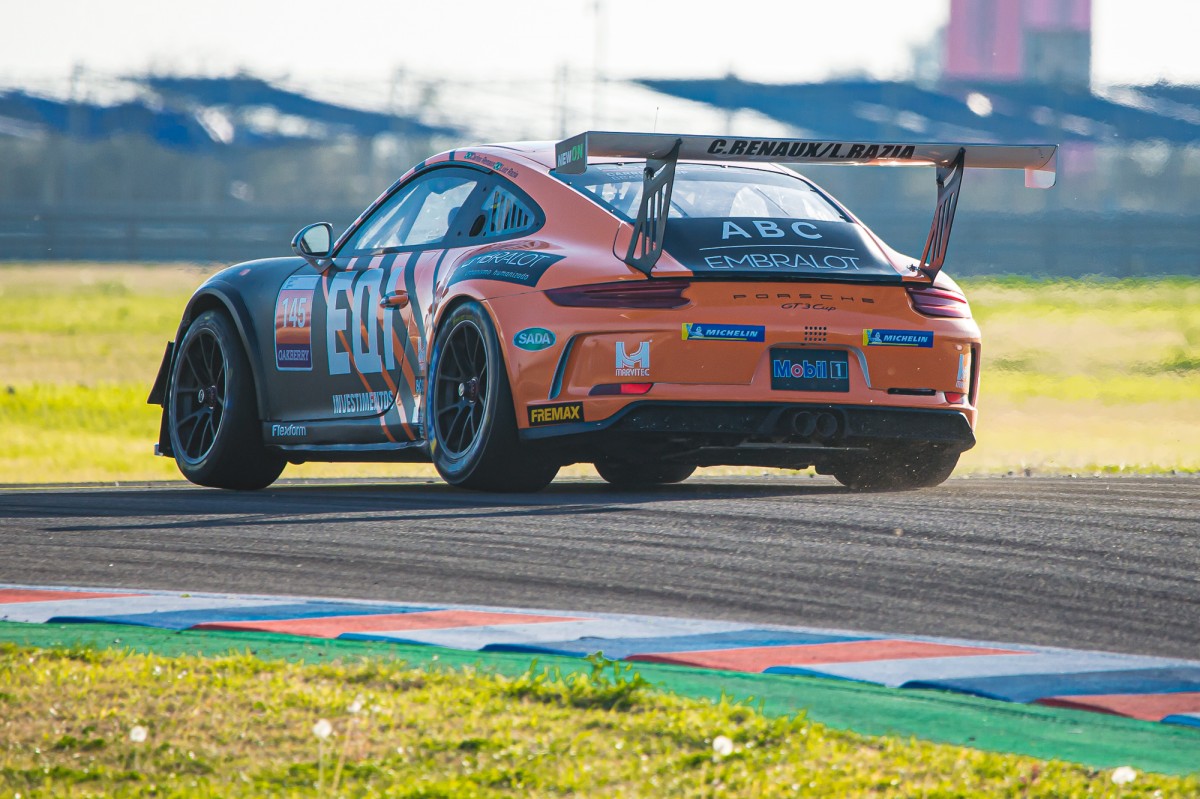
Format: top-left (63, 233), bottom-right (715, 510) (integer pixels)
top-left (770, 348), bottom-right (850, 393)
top-left (514, 327), bottom-right (556, 351)
top-left (615, 341), bottom-right (650, 377)
top-left (463, 151), bottom-right (518, 178)
top-left (447, 250), bottom-right (564, 287)
top-left (661, 217), bottom-right (900, 280)
top-left (325, 269), bottom-right (400, 376)
top-left (528, 401), bottom-right (584, 426)
top-left (682, 323), bottom-right (765, 342)
top-left (863, 329), bottom-right (934, 347)
top-left (274, 275), bottom-right (318, 371)
top-left (270, 423), bottom-right (307, 438)
top-left (331, 390), bottom-right (393, 415)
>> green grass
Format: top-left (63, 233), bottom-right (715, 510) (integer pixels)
top-left (2, 642), bottom-right (1193, 797)
top-left (1, 266), bottom-right (1198, 482)
top-left (957, 276), bottom-right (1200, 474)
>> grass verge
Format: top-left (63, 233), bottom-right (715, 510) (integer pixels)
top-left (1, 625), bottom-right (1197, 797)
top-left (1, 266), bottom-right (1197, 482)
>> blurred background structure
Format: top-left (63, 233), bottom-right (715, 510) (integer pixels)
top-left (1, 0), bottom-right (1198, 275)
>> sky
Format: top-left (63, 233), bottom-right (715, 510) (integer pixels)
top-left (4, 0), bottom-right (1199, 91)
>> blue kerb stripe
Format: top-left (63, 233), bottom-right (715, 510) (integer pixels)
top-left (1163, 713), bottom-right (1200, 728)
top-left (904, 667), bottom-right (1200, 704)
top-left (483, 629), bottom-right (872, 660)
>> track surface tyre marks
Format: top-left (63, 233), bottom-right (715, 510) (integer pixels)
top-left (0, 476), bottom-right (1196, 659)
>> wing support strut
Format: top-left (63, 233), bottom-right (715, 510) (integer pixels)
top-left (917, 147), bottom-right (965, 281)
top-left (623, 138), bottom-right (681, 275)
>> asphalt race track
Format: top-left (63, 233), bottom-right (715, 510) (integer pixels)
top-left (0, 476), bottom-right (1196, 660)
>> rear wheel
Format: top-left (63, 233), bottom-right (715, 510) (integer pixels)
top-left (595, 461), bottom-right (696, 487)
top-left (168, 309), bottom-right (285, 490)
top-left (833, 447), bottom-right (959, 491)
top-left (426, 301), bottom-right (559, 492)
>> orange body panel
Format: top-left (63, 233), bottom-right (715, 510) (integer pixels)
top-left (491, 281), bottom-right (980, 431)
top-left (411, 143), bottom-right (980, 436)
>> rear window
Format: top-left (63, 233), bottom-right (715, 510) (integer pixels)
top-left (559, 163), bottom-right (847, 223)
top-left (559, 162), bottom-right (901, 281)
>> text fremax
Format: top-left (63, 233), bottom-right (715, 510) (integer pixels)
top-left (528, 402), bottom-right (583, 426)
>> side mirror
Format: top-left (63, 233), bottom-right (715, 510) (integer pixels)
top-left (291, 222), bottom-right (334, 269)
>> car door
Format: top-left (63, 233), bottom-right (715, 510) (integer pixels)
top-left (273, 166), bottom-right (485, 433)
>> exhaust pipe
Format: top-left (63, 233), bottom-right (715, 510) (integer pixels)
top-left (789, 410), bottom-right (840, 441)
top-left (815, 412), bottom-right (839, 439)
top-left (790, 411), bottom-right (817, 438)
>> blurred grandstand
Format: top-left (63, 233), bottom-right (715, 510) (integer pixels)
top-left (1, 0), bottom-right (1197, 275)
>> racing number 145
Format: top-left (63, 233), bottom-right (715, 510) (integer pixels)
top-left (280, 296), bottom-right (308, 328)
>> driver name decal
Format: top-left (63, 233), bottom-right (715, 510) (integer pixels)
top-left (274, 275), bottom-right (318, 371)
top-left (704, 139), bottom-right (917, 161)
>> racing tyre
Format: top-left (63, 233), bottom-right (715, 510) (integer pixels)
top-left (832, 446), bottom-right (959, 491)
top-left (426, 301), bottom-right (559, 492)
top-left (168, 309), bottom-right (285, 490)
top-left (594, 461), bottom-right (696, 487)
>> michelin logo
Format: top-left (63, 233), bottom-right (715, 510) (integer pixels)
top-left (682, 323), bottom-right (765, 342)
top-left (863, 329), bottom-right (934, 348)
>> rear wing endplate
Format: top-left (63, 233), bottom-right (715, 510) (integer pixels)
top-left (553, 131), bottom-right (1057, 279)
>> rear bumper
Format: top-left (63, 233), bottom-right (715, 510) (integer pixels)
top-left (519, 401), bottom-right (974, 469)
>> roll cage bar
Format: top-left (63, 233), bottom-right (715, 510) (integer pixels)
top-left (552, 131), bottom-right (1057, 280)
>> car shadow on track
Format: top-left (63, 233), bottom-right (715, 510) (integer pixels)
top-left (0, 477), bottom-right (856, 525)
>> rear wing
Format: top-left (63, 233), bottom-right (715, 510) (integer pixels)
top-left (552, 131), bottom-right (1058, 280)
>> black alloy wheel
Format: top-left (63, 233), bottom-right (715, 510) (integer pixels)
top-left (432, 318), bottom-right (489, 459)
top-left (172, 326), bottom-right (226, 464)
top-left (168, 310), bottom-right (285, 490)
top-left (426, 302), bottom-right (559, 492)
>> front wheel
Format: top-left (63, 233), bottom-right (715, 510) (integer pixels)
top-left (833, 446), bottom-right (959, 491)
top-left (425, 302), bottom-right (559, 492)
top-left (168, 309), bottom-right (285, 490)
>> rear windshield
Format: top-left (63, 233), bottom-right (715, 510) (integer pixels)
top-left (559, 162), bottom-right (848, 223)
top-left (559, 162), bottom-right (901, 281)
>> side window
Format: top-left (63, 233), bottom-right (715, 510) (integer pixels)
top-left (466, 184), bottom-right (539, 240)
top-left (342, 170), bottom-right (479, 254)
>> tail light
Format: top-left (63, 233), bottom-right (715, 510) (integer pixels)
top-left (907, 285), bottom-right (971, 318)
top-left (546, 280), bottom-right (691, 309)
top-left (589, 382), bottom-right (653, 396)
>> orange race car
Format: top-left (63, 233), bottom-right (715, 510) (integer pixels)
top-left (148, 131), bottom-right (1057, 492)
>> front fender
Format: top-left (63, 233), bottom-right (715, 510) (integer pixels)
top-left (174, 285), bottom-right (270, 419)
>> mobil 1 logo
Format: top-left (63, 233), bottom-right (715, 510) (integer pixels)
top-left (770, 348), bottom-right (850, 393)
